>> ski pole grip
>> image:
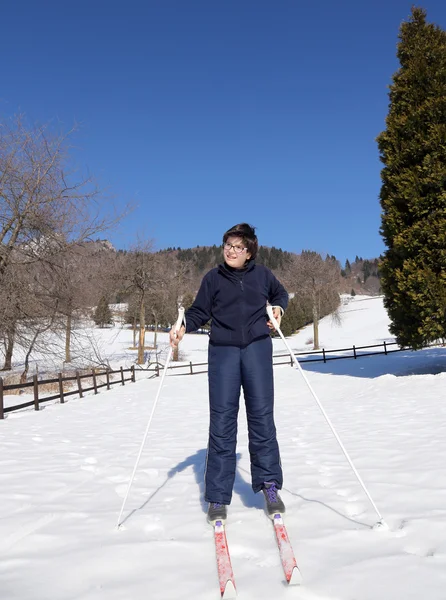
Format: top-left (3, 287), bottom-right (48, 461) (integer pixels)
top-left (266, 304), bottom-right (280, 330)
top-left (173, 306), bottom-right (185, 334)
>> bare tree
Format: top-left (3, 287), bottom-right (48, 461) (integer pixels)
top-left (120, 241), bottom-right (159, 364)
top-left (0, 263), bottom-right (21, 370)
top-left (284, 251), bottom-right (341, 349)
top-left (120, 247), bottom-right (195, 364)
top-left (50, 249), bottom-right (92, 363)
top-left (19, 312), bottom-right (58, 383)
top-left (0, 116), bottom-right (112, 276)
top-left (0, 114), bottom-right (125, 371)
top-left (153, 254), bottom-right (194, 361)
top-left (0, 253), bottom-right (58, 373)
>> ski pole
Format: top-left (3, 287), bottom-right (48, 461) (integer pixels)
top-left (116, 306), bottom-right (185, 529)
top-left (267, 305), bottom-right (387, 528)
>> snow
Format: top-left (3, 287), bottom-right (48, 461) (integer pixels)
top-left (1, 296), bottom-right (446, 599)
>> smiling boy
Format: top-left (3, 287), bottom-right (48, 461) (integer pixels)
top-left (170, 223), bottom-right (288, 524)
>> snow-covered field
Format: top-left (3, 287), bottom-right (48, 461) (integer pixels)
top-left (1, 296), bottom-right (446, 599)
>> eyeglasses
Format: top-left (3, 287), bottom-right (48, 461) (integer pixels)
top-left (223, 242), bottom-right (248, 255)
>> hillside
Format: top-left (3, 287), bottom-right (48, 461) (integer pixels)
top-left (161, 244), bottom-right (382, 295)
top-left (340, 257), bottom-right (381, 295)
top-left (161, 244), bottom-right (293, 272)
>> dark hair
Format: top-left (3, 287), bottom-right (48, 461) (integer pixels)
top-left (223, 223), bottom-right (258, 260)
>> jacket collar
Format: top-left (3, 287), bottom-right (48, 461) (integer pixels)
top-left (218, 260), bottom-right (256, 280)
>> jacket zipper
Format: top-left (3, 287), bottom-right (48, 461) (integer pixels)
top-left (240, 278), bottom-right (245, 343)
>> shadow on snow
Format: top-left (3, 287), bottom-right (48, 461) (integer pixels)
top-left (294, 346), bottom-right (446, 379)
top-left (121, 448), bottom-right (371, 529)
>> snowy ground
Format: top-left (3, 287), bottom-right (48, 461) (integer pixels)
top-left (1, 296), bottom-right (446, 599)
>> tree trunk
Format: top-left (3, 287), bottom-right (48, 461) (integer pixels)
top-left (137, 298), bottom-right (146, 364)
top-left (2, 326), bottom-right (15, 371)
top-left (65, 310), bottom-right (72, 363)
top-left (153, 315), bottom-right (158, 349)
top-left (312, 285), bottom-right (319, 350)
top-left (133, 316), bottom-right (137, 349)
top-left (20, 330), bottom-right (39, 384)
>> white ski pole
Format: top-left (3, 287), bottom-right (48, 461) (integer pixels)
top-left (116, 306), bottom-right (185, 529)
top-left (267, 305), bottom-right (387, 528)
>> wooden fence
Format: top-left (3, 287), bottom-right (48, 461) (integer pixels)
top-left (146, 340), bottom-right (413, 377)
top-left (0, 366), bottom-right (135, 419)
top-left (2, 340), bottom-right (436, 417)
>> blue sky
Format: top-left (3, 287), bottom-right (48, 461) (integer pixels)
top-left (2, 1), bottom-right (445, 264)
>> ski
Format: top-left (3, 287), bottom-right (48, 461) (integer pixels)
top-left (272, 513), bottom-right (302, 585)
top-left (214, 520), bottom-right (236, 598)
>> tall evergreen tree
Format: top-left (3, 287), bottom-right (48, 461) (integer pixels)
top-left (94, 296), bottom-right (112, 328)
top-left (363, 260), bottom-right (372, 282)
top-left (377, 7), bottom-right (446, 348)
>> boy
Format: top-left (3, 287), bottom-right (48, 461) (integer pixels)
top-left (170, 223), bottom-right (288, 524)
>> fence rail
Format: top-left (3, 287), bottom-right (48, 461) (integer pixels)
top-left (145, 340), bottom-right (426, 377)
top-left (0, 366), bottom-right (136, 419)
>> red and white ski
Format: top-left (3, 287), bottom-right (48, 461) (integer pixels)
top-left (272, 513), bottom-right (302, 585)
top-left (214, 520), bottom-right (236, 598)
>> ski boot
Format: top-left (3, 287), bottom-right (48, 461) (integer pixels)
top-left (207, 502), bottom-right (228, 525)
top-left (262, 482), bottom-right (285, 518)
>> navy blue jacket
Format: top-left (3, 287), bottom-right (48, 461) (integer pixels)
top-left (185, 261), bottom-right (288, 346)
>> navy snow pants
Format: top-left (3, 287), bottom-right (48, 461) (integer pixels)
top-left (205, 335), bottom-right (282, 504)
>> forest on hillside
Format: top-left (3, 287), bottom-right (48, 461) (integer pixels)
top-left (161, 245), bottom-right (381, 295)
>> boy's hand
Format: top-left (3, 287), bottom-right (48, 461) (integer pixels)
top-left (169, 325), bottom-right (185, 348)
top-left (267, 307), bottom-right (282, 330)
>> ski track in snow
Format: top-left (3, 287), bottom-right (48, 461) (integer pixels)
top-left (1, 296), bottom-right (446, 599)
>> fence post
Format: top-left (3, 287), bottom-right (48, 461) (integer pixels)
top-left (76, 371), bottom-right (84, 398)
top-left (290, 354), bottom-right (293, 367)
top-left (353, 345), bottom-right (357, 359)
top-left (0, 377), bottom-right (4, 420)
top-left (33, 375), bottom-right (39, 411)
top-left (383, 341), bottom-right (387, 355)
top-left (58, 373), bottom-right (65, 404)
top-left (156, 363), bottom-right (160, 377)
top-left (322, 348), bottom-right (326, 363)
top-left (92, 368), bottom-right (98, 394)
top-left (189, 361), bottom-right (193, 375)
top-left (106, 368), bottom-right (111, 390)
top-left (131, 365), bottom-right (136, 383)
top-left (121, 366), bottom-right (125, 385)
